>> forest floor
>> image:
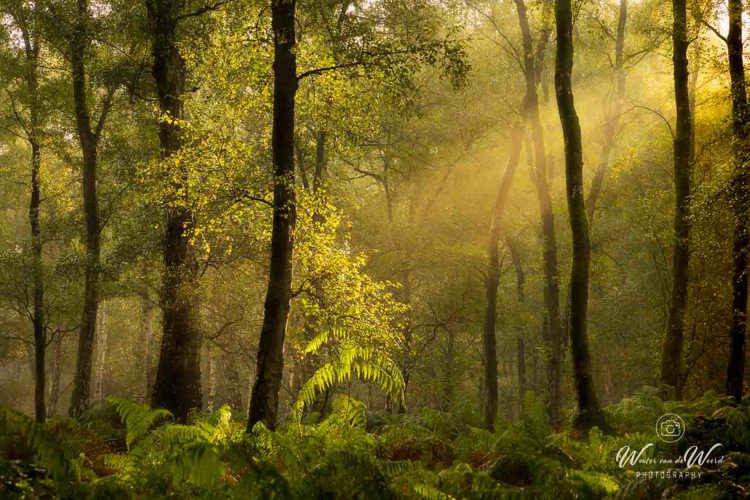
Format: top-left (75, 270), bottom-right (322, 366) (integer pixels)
top-left (1, 389), bottom-right (749, 499)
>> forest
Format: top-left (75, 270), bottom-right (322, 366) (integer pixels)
top-left (0, 0), bottom-right (750, 497)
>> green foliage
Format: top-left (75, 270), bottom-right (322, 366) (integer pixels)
top-left (0, 407), bottom-right (82, 498)
top-left (293, 335), bottom-right (405, 421)
top-left (4, 394), bottom-right (750, 498)
top-left (106, 397), bottom-right (172, 450)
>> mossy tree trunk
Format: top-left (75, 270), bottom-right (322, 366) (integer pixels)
top-left (726, 0), bottom-right (748, 401)
top-left (660, 0), bottom-right (692, 399)
top-left (554, 0), bottom-right (607, 431)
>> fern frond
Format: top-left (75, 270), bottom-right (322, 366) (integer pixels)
top-left (292, 342), bottom-right (405, 421)
top-left (414, 483), bottom-right (457, 500)
top-left (106, 397), bottom-right (172, 450)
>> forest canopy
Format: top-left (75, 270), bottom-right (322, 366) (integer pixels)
top-left (0, 0), bottom-right (749, 498)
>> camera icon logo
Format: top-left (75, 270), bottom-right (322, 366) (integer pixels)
top-left (655, 413), bottom-right (686, 443)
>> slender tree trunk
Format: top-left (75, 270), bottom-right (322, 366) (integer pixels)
top-left (506, 236), bottom-right (527, 417)
top-left (554, 0), bottom-right (607, 431)
top-left (726, 0), bottom-right (748, 401)
top-left (586, 0), bottom-right (627, 224)
top-left (660, 0), bottom-right (692, 399)
top-left (30, 138), bottom-right (45, 423)
top-left (69, 0), bottom-right (103, 417)
top-left (514, 0), bottom-right (563, 428)
top-left (94, 303), bottom-right (108, 400)
top-left (139, 289), bottom-right (154, 401)
top-left (147, 0), bottom-right (202, 422)
top-left (517, 337), bottom-right (526, 395)
top-left (19, 9), bottom-right (46, 424)
top-left (29, 140), bottom-right (47, 422)
top-left (248, 0), bottom-right (297, 431)
top-left (207, 343), bottom-right (216, 412)
top-left (48, 332), bottom-right (62, 416)
top-left (483, 124), bottom-right (525, 431)
top-left (225, 354), bottom-right (243, 410)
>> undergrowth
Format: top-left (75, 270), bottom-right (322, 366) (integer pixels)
top-left (0, 390), bottom-right (748, 499)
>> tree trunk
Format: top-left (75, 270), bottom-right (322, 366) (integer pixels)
top-left (506, 236), bottom-right (527, 417)
top-left (48, 332), bottom-right (62, 416)
top-left (69, 0), bottom-right (103, 417)
top-left (248, 0), bottom-right (297, 431)
top-left (207, 343), bottom-right (216, 412)
top-left (726, 0), bottom-right (748, 401)
top-left (554, 0), bottom-right (607, 431)
top-left (140, 289), bottom-right (154, 402)
top-left (224, 354), bottom-right (243, 411)
top-left (147, 0), bottom-right (202, 422)
top-left (30, 138), bottom-right (45, 423)
top-left (586, 0), bottom-right (627, 224)
top-left (483, 124), bottom-right (525, 431)
top-left (514, 0), bottom-right (562, 428)
top-left (94, 302), bottom-right (108, 400)
top-left (660, 0), bottom-right (692, 399)
top-left (19, 7), bottom-right (46, 424)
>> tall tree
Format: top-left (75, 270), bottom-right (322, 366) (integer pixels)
top-left (69, 0), bottom-right (112, 417)
top-left (483, 122), bottom-right (524, 431)
top-left (248, 0), bottom-right (298, 430)
top-left (513, 0), bottom-right (563, 428)
top-left (554, 0), bottom-right (607, 430)
top-left (147, 0), bottom-right (202, 422)
top-left (725, 0), bottom-right (748, 401)
top-left (660, 0), bottom-right (692, 398)
top-left (6, 1), bottom-right (47, 422)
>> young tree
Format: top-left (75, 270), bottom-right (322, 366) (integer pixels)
top-left (554, 0), bottom-right (607, 430)
top-left (1, 0), bottom-right (46, 422)
top-left (660, 0), bottom-right (692, 398)
top-left (483, 122), bottom-right (524, 430)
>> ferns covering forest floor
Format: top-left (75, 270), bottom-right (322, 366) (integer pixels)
top-left (1, 390), bottom-right (749, 499)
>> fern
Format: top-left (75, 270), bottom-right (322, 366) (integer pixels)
top-left (106, 397), bottom-right (172, 450)
top-left (293, 335), bottom-right (405, 421)
top-left (0, 407), bottom-right (79, 495)
top-left (413, 483), bottom-right (457, 500)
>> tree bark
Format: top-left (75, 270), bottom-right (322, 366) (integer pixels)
top-left (94, 302), bottom-right (108, 400)
top-left (506, 236), bottom-right (527, 417)
top-left (248, 0), bottom-right (297, 431)
top-left (586, 0), bottom-right (627, 224)
top-left (554, 0), bottom-right (607, 430)
top-left (17, 4), bottom-right (46, 424)
top-left (660, 0), bottom-right (692, 399)
top-left (207, 343), bottom-right (216, 412)
top-left (48, 332), bottom-right (62, 416)
top-left (483, 123), bottom-right (525, 431)
top-left (139, 289), bottom-right (154, 401)
top-left (726, 0), bottom-right (748, 401)
top-left (69, 0), bottom-right (104, 417)
top-left (30, 135), bottom-right (45, 423)
top-left (147, 0), bottom-right (203, 422)
top-left (514, 0), bottom-right (563, 428)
